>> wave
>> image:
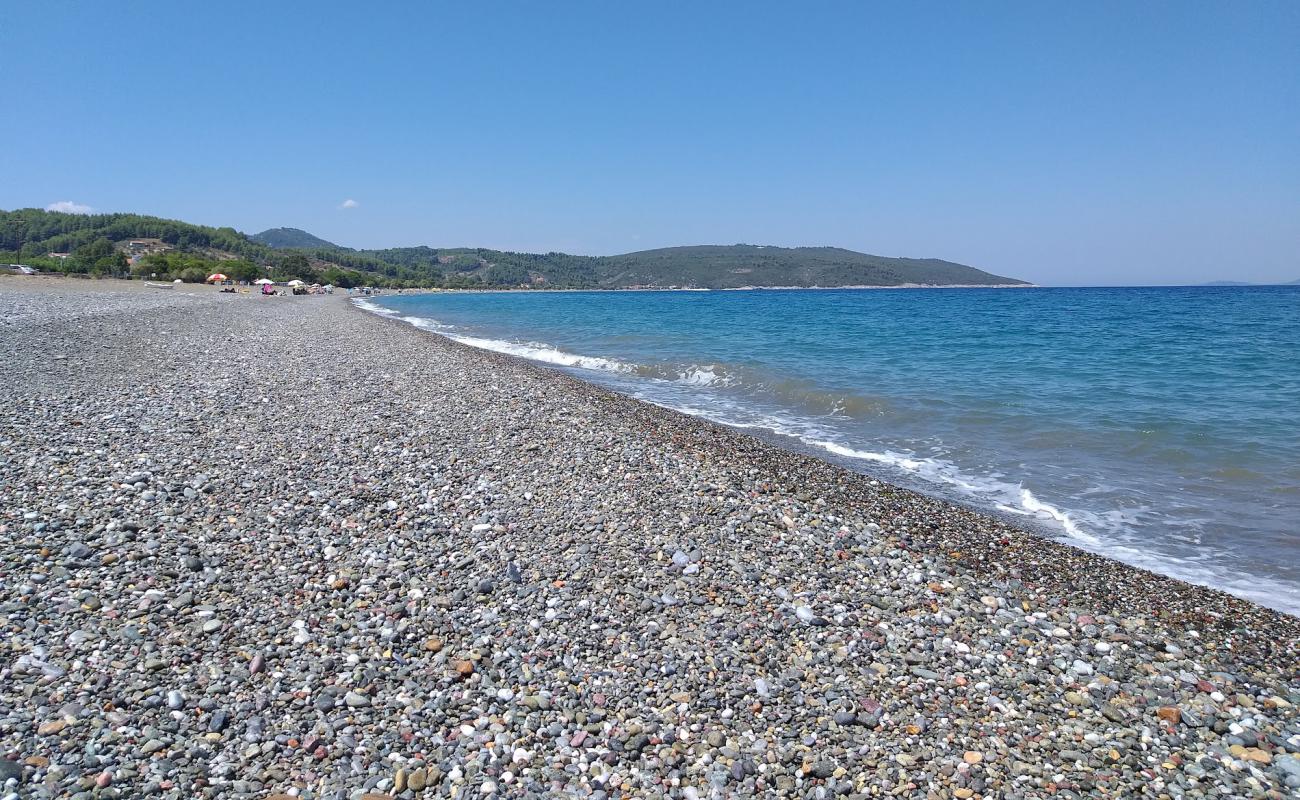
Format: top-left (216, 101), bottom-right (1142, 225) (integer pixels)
top-left (443, 333), bottom-right (636, 374)
top-left (353, 298), bottom-right (399, 316)
top-left (810, 440), bottom-right (1103, 545)
top-left (777, 436), bottom-right (1296, 612)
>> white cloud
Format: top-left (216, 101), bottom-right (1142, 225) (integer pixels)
top-left (46, 200), bottom-right (95, 214)
top-left (339, 199), bottom-right (359, 209)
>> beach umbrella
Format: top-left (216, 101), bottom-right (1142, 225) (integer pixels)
top-left (287, 279), bottom-right (305, 286)
top-left (253, 278), bottom-right (274, 285)
top-left (206, 273), bottom-right (228, 283)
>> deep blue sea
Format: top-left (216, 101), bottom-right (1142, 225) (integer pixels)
top-left (363, 287), bottom-right (1300, 614)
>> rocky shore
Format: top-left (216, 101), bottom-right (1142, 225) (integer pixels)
top-left (1, 278), bottom-right (1297, 799)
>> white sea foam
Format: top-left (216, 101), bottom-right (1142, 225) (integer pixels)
top-left (811, 439), bottom-right (1106, 545)
top-left (805, 438), bottom-right (1297, 613)
top-left (443, 334), bottom-right (635, 374)
top-left (402, 315), bottom-right (453, 331)
top-left (674, 365), bottom-right (732, 387)
top-left (353, 301), bottom-right (635, 374)
top-left (352, 298), bottom-right (400, 316)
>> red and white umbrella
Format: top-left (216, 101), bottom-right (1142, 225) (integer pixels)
top-left (206, 273), bottom-right (229, 283)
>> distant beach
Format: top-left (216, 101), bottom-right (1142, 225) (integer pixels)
top-left (1, 277), bottom-right (1297, 798)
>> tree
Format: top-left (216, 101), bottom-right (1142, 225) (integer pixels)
top-left (224, 260), bottom-right (263, 282)
top-left (73, 237), bottom-right (116, 271)
top-left (276, 252), bottom-right (320, 283)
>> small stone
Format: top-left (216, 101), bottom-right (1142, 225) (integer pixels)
top-left (37, 719), bottom-right (67, 735)
top-left (626, 733), bottom-right (651, 752)
top-left (166, 690), bottom-right (185, 710)
top-left (249, 653), bottom-right (265, 674)
top-left (408, 768), bottom-right (426, 791)
top-left (963, 751), bottom-right (983, 765)
top-left (0, 760), bottom-right (21, 782)
top-left (1156, 706), bottom-right (1181, 725)
top-left (344, 691), bottom-right (370, 708)
top-left (453, 660), bottom-right (474, 678)
top-left (423, 637), bottom-right (443, 653)
top-left (808, 762), bottom-right (834, 779)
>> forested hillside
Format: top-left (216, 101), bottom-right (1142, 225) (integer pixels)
top-left (2, 209), bottom-right (1028, 289)
top-left (251, 227), bottom-right (339, 249)
top-left (599, 245), bottom-right (1028, 288)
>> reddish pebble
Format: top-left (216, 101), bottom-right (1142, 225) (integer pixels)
top-left (1077, 615), bottom-right (1095, 626)
top-left (1197, 680), bottom-right (1214, 693)
top-left (96, 772), bottom-right (112, 788)
top-left (313, 745), bottom-right (328, 760)
top-left (593, 693), bottom-right (606, 707)
top-left (570, 731), bottom-right (587, 747)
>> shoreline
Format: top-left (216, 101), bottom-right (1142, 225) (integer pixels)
top-left (2, 279), bottom-right (1297, 798)
top-left (360, 293), bottom-right (1297, 617)
top-left (353, 298), bottom-right (1300, 640)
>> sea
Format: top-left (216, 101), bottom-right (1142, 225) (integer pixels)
top-left (360, 286), bottom-right (1300, 615)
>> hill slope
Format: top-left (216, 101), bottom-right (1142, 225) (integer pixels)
top-left (252, 227), bottom-right (340, 249)
top-left (1, 209), bottom-right (1030, 289)
top-left (597, 245), bottom-right (1028, 288)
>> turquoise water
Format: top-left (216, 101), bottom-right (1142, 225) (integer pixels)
top-left (364, 287), bottom-right (1300, 614)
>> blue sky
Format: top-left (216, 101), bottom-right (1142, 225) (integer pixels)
top-left (2, 1), bottom-right (1296, 285)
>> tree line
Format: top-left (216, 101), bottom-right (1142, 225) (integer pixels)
top-left (0, 208), bottom-right (627, 289)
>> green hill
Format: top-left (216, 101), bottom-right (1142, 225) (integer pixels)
top-left (1, 208), bottom-right (1030, 289)
top-left (251, 227), bottom-right (340, 249)
top-left (597, 245), bottom-right (1027, 288)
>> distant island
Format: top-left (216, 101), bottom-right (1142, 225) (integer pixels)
top-left (0, 209), bottom-right (1029, 290)
top-left (1202, 279), bottom-right (1300, 287)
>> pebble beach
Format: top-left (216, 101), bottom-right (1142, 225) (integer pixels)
top-left (1, 278), bottom-right (1297, 800)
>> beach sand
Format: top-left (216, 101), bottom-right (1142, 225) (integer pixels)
top-left (2, 276), bottom-right (1297, 798)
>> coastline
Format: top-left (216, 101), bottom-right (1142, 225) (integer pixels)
top-left (2, 277), bottom-right (1296, 798)
top-left (353, 296), bottom-right (1298, 640)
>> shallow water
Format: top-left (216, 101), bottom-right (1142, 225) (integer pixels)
top-left (364, 286), bottom-right (1300, 614)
